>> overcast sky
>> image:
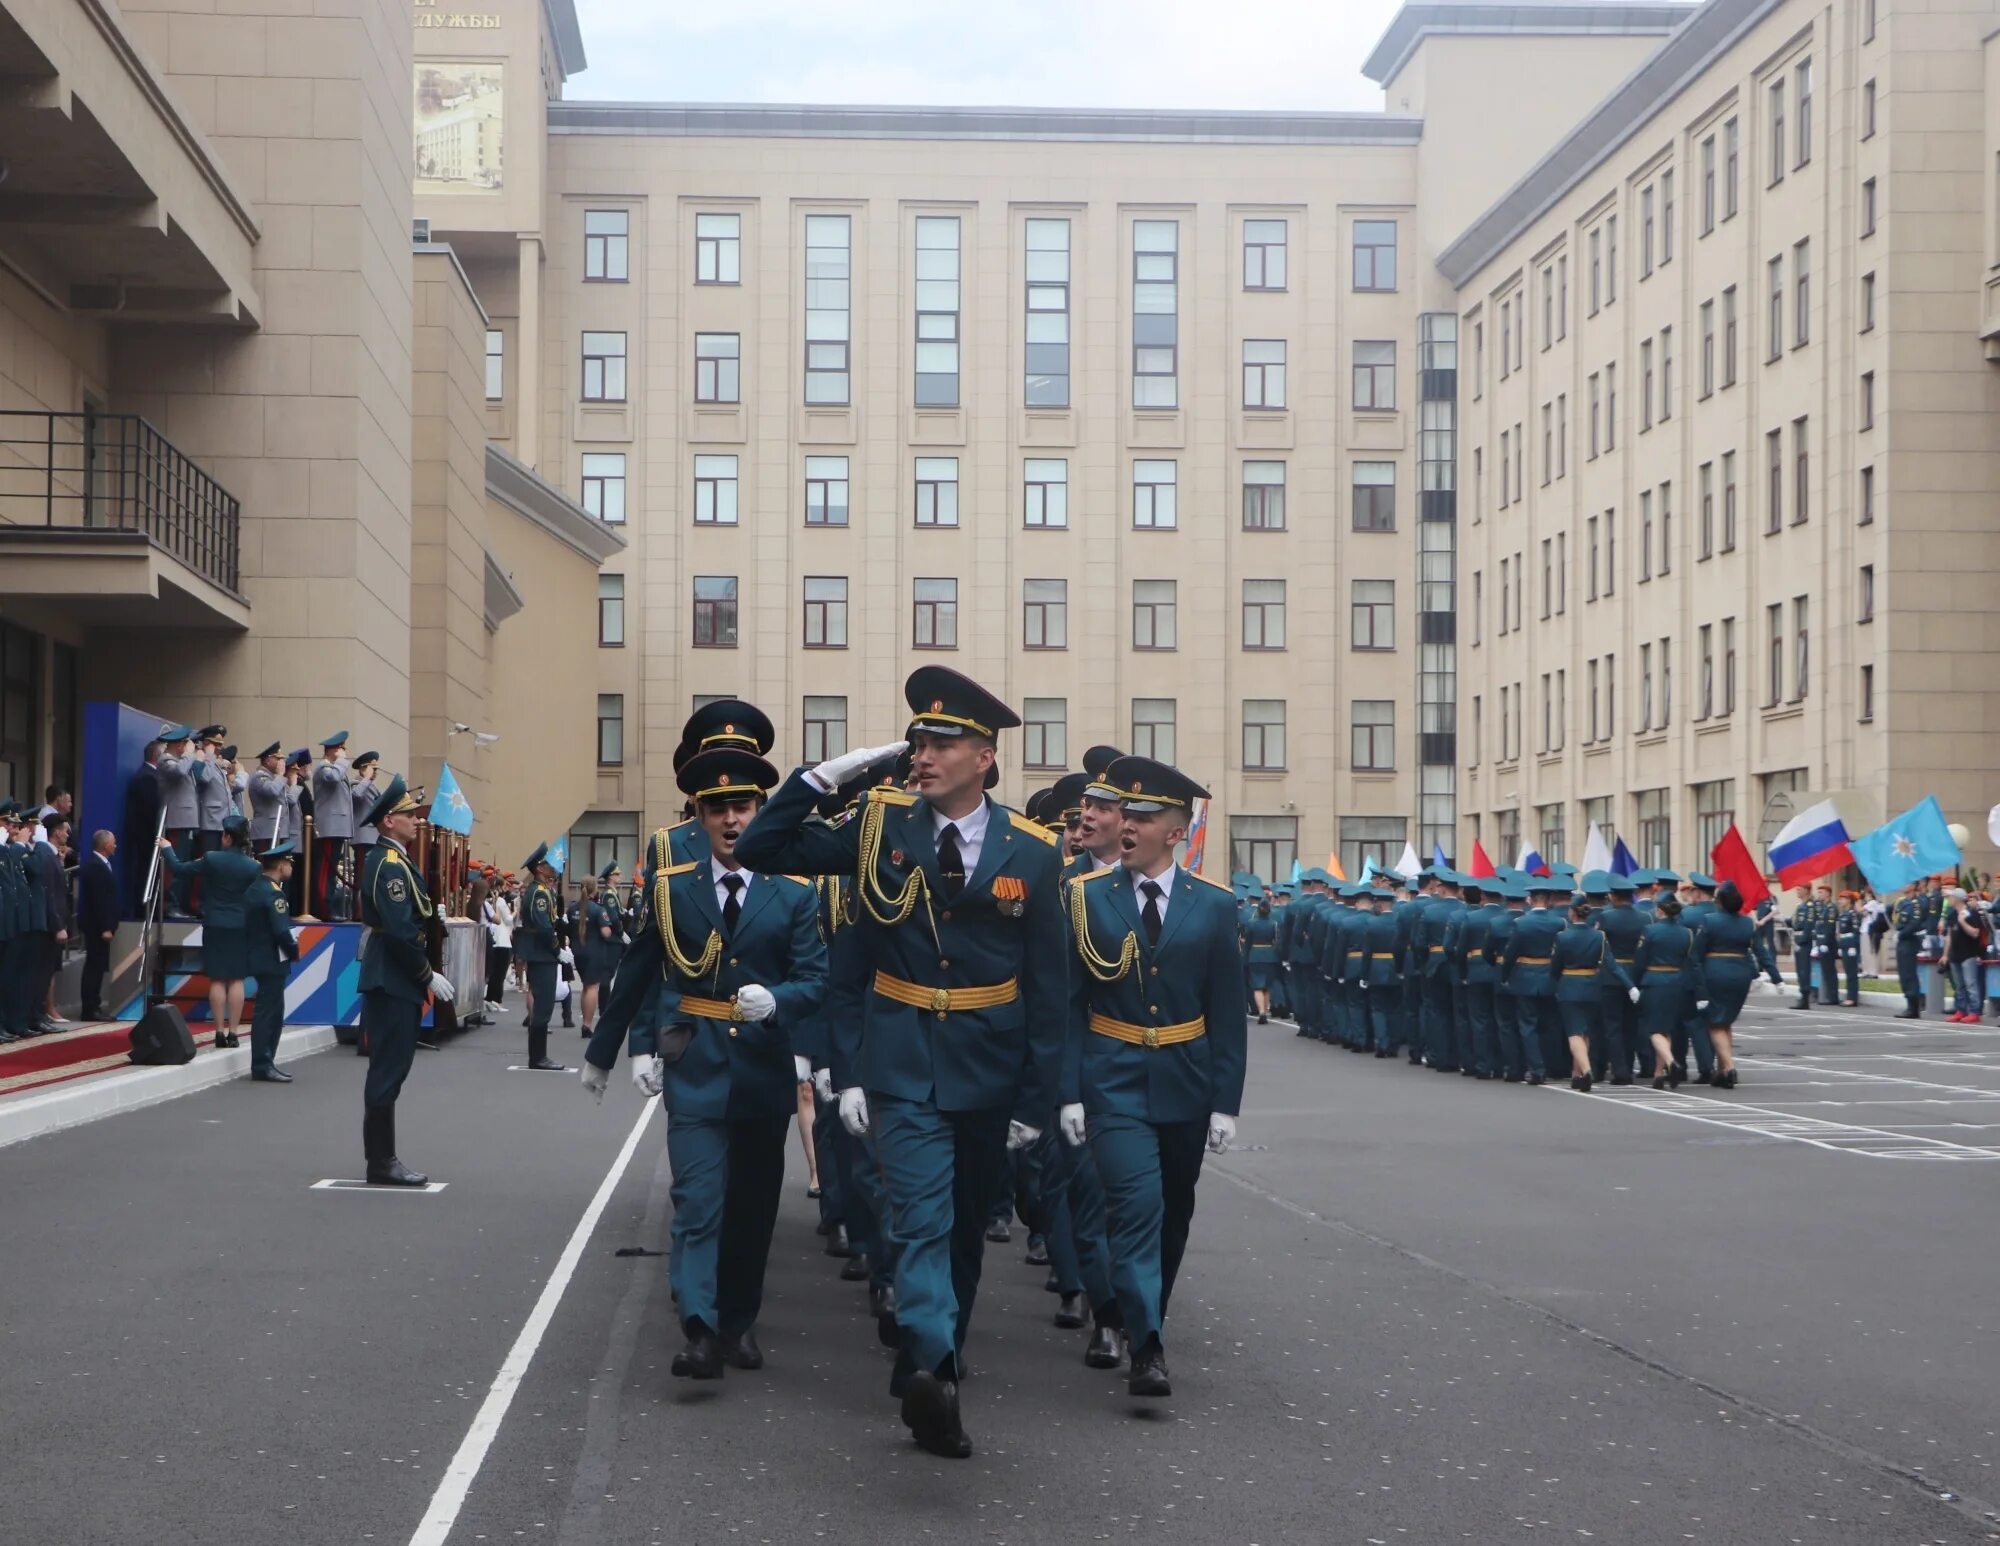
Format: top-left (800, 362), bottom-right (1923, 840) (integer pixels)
top-left (567, 0), bottom-right (1410, 114)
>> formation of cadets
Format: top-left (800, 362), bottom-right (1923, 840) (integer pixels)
top-left (575, 667), bottom-right (1247, 1459)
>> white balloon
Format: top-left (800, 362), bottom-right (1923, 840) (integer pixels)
top-left (1988, 804), bottom-right (2000, 850)
top-left (1946, 821), bottom-right (1970, 848)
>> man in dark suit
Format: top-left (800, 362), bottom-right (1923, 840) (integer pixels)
top-left (77, 829), bottom-right (120, 1021)
top-left (30, 815), bottom-right (71, 1031)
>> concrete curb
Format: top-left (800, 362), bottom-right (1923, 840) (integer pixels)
top-left (0, 1027), bottom-right (339, 1150)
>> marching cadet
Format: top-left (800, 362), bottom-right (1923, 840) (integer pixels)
top-left (1314, 884), bottom-right (1355, 1050)
top-left (356, 773), bottom-right (456, 1185)
top-left (1670, 874), bottom-right (1720, 1084)
top-left (244, 842), bottom-right (301, 1082)
top-left (1594, 871), bottom-right (1649, 1084)
top-left (1395, 870), bottom-right (1433, 1063)
top-left (1241, 894), bottom-right (1278, 1024)
top-left (1057, 757), bottom-right (1244, 1404)
top-left (1810, 881), bottom-right (1842, 1006)
top-left (1893, 883), bottom-right (1927, 1018)
top-left (1552, 899), bottom-right (1637, 1093)
top-left (1449, 879), bottom-right (1498, 1077)
top-left (1687, 881), bottom-right (1784, 1090)
top-left (581, 743), bottom-right (827, 1380)
top-left (1417, 870), bottom-right (1465, 1073)
top-left (1481, 876), bottom-right (1526, 1080)
top-left (1358, 879), bottom-right (1403, 1058)
top-left (349, 752), bottom-right (381, 886)
top-left (1499, 878), bottom-right (1565, 1085)
top-left (246, 744), bottom-right (295, 852)
top-left (310, 732), bottom-right (353, 920)
top-left (1632, 894), bottom-right (1697, 1089)
top-left (514, 843), bottom-right (568, 1072)
top-left (1284, 870), bottom-right (1328, 1040)
top-left (1836, 891), bottom-right (1864, 1006)
top-left (1334, 885), bottom-right (1373, 1054)
top-left (721, 666), bottom-right (1065, 1459)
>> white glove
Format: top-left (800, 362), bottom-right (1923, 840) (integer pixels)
top-left (631, 1053), bottom-right (663, 1098)
top-left (808, 740), bottom-right (910, 794)
top-left (621, 932), bottom-right (631, 946)
top-left (427, 973), bottom-right (455, 1005)
top-left (580, 1062), bottom-right (608, 1103)
top-left (1696, 1000), bottom-right (1710, 1012)
top-left (812, 1067), bottom-right (834, 1103)
top-left (1628, 986), bottom-right (1641, 1004)
top-left (1006, 1120), bottom-right (1040, 1151)
top-left (735, 984), bottom-right (776, 1022)
top-left (1207, 1113), bottom-right (1237, 1154)
top-left (1058, 1103), bottom-right (1087, 1147)
top-left (794, 1055), bottom-right (812, 1084)
top-left (558, 946), bottom-right (575, 967)
top-left (838, 1086), bottom-right (870, 1136)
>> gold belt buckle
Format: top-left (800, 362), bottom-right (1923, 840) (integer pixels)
top-left (930, 986), bottom-right (951, 1014)
top-left (1142, 1024), bottom-right (1160, 1049)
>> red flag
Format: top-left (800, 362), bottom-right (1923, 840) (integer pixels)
top-left (1467, 839), bottom-right (1497, 879)
top-left (1709, 824), bottom-right (1771, 908)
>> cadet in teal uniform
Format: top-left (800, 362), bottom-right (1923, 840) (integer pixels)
top-left (1058, 757), bottom-right (1245, 1403)
top-left (1481, 877), bottom-right (1526, 1079)
top-left (159, 813), bottom-right (260, 1048)
top-left (1631, 894), bottom-right (1695, 1089)
top-left (1553, 899), bottom-right (1637, 1092)
top-left (1358, 881), bottom-right (1402, 1055)
top-left (244, 842), bottom-right (301, 1082)
top-left (1499, 878), bottom-right (1565, 1083)
top-left (1593, 871), bottom-right (1650, 1083)
top-left (1836, 891), bottom-right (1864, 1006)
top-left (1892, 886), bottom-right (1927, 1018)
top-left (1418, 871), bottom-right (1466, 1072)
top-left (1286, 872), bottom-right (1328, 1039)
top-left (1241, 898), bottom-right (1278, 1023)
top-left (1787, 885), bottom-right (1820, 1009)
top-left (1673, 874), bottom-right (1721, 1083)
top-left (1450, 879), bottom-right (1499, 1077)
top-left (1688, 880), bottom-right (1783, 1090)
top-left (514, 845), bottom-right (567, 1072)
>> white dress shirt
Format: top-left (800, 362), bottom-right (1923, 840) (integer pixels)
top-left (1133, 860), bottom-right (1178, 924)
top-left (714, 863), bottom-right (753, 914)
top-left (932, 799), bottom-right (990, 876)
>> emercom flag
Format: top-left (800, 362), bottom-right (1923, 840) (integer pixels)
top-left (1849, 796), bottom-right (1961, 893)
top-left (430, 763), bottom-right (473, 835)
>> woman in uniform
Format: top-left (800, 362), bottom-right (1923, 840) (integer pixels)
top-left (1688, 880), bottom-right (1783, 1089)
top-left (575, 872), bottom-right (617, 1038)
top-left (1632, 894), bottom-right (1696, 1090)
top-left (1552, 899), bottom-right (1636, 1091)
top-left (158, 813), bottom-right (260, 1048)
top-left (1241, 897), bottom-right (1279, 1025)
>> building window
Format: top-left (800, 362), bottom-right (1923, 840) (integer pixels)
top-left (1542, 263), bottom-right (1555, 340)
top-left (581, 452), bottom-right (626, 523)
top-left (1589, 227), bottom-right (1602, 313)
top-left (1133, 579), bottom-right (1176, 650)
top-left (597, 573), bottom-right (624, 646)
top-left (1695, 780), bottom-right (1735, 858)
top-left (805, 214), bottom-right (851, 404)
top-left (1640, 339), bottom-right (1654, 430)
top-left (1025, 458), bottom-right (1067, 528)
top-left (692, 575), bottom-right (738, 647)
top-left (1862, 178), bottom-right (1877, 237)
top-left (1558, 255), bottom-right (1568, 336)
top-left (913, 577), bottom-right (958, 648)
top-left (1698, 624), bottom-right (1714, 718)
top-left (1607, 214), bottom-right (1619, 303)
top-left (694, 454), bottom-right (738, 525)
top-left (1589, 373), bottom-right (1601, 457)
top-left (1860, 663), bottom-right (1874, 722)
top-left (1792, 417), bottom-right (1809, 524)
top-left (1024, 578), bottom-right (1068, 649)
top-left (597, 694), bottom-right (624, 766)
top-left (1639, 490), bottom-right (1653, 582)
top-left (1769, 77), bottom-right (1786, 183)
top-left (1605, 508), bottom-right (1616, 595)
top-left (1766, 601), bottom-right (1784, 705)
top-left (1724, 116), bottom-right (1740, 217)
top-left (805, 455), bottom-right (849, 526)
top-left (1353, 461), bottom-right (1395, 532)
top-left (696, 212), bottom-right (741, 284)
top-left (1765, 430), bottom-right (1783, 533)
top-left (914, 215), bottom-right (961, 407)
top-left (1133, 219), bottom-right (1179, 408)
top-left (1243, 578), bottom-right (1286, 649)
top-left (803, 575), bottom-right (848, 648)
top-left (1859, 563), bottom-right (1875, 624)
top-left (1351, 579), bottom-right (1394, 650)
top-left (1541, 537), bottom-right (1554, 617)
top-left (1243, 339), bottom-right (1287, 409)
top-left (1859, 464), bottom-right (1874, 526)
top-left (1025, 217), bottom-right (1070, 407)
top-left (1641, 185), bottom-right (1655, 277)
top-left (1243, 460), bottom-right (1286, 531)
top-left (484, 329), bottom-right (503, 401)
top-left (1351, 700), bottom-right (1394, 771)
top-left (1793, 239), bottom-right (1810, 346)
top-left (1722, 617), bottom-right (1736, 713)
top-left (1722, 285), bottom-right (1738, 385)
top-left (1700, 301), bottom-right (1715, 397)
top-left (1699, 462), bottom-right (1714, 559)
top-left (915, 457), bottom-right (959, 527)
top-left (1863, 78), bottom-right (1877, 139)
top-left (1861, 371), bottom-right (1874, 431)
top-left (1605, 363), bottom-right (1617, 450)
top-left (1660, 635), bottom-right (1673, 726)
top-left (1701, 134), bottom-right (1716, 234)
top-left (1473, 319), bottom-right (1485, 397)
top-left (581, 331), bottom-right (627, 401)
top-left (584, 209), bottom-right (629, 282)
top-left (1795, 57), bottom-right (1813, 167)
top-left (1636, 788), bottom-right (1671, 869)
top-left (1133, 698), bottom-right (1177, 762)
top-left (1587, 520), bottom-right (1599, 601)
top-left (1353, 340), bottom-right (1396, 410)
top-left (1234, 814), bottom-right (1299, 883)
top-left (802, 695), bottom-right (847, 763)
top-left (1243, 699), bottom-right (1286, 770)
top-left (1244, 218), bottom-right (1287, 289)
top-left (695, 332), bottom-right (740, 403)
top-left (1865, 0), bottom-right (1876, 41)
top-left (1659, 481), bottom-right (1673, 575)
top-left (1134, 459), bottom-right (1177, 529)
top-left (1353, 219), bottom-right (1398, 291)
top-left (1023, 698), bottom-right (1065, 769)
top-left (1861, 271), bottom-right (1876, 331)
top-left (1793, 595), bottom-right (1810, 699)
top-left (1660, 326), bottom-right (1673, 420)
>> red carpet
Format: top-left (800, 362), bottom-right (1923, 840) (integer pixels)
top-left (0, 1020), bottom-right (223, 1098)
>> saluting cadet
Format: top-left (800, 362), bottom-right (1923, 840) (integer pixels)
top-left (348, 752), bottom-right (381, 886)
top-left (729, 667), bottom-right (1064, 1460)
top-left (156, 727), bottom-right (200, 917)
top-left (1893, 885), bottom-right (1927, 1018)
top-left (1688, 881), bottom-right (1783, 1089)
top-left (1417, 870), bottom-right (1465, 1073)
top-left (244, 842), bottom-right (301, 1082)
top-left (1836, 891), bottom-right (1864, 1006)
top-left (1450, 880), bottom-right (1498, 1078)
top-left (1552, 899), bottom-right (1637, 1093)
top-left (356, 774), bottom-right (456, 1185)
top-left (246, 744), bottom-right (296, 852)
top-left (1499, 879), bottom-right (1565, 1084)
top-left (1593, 872), bottom-right (1648, 1084)
top-left (1058, 757), bottom-right (1244, 1404)
top-left (514, 844), bottom-right (567, 1072)
top-left (310, 733), bottom-right (352, 920)
top-left (1632, 894), bottom-right (1697, 1089)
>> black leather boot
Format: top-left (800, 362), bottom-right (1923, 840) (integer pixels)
top-left (365, 1107), bottom-right (429, 1187)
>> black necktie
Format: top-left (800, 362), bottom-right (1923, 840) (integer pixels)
top-left (937, 823), bottom-right (965, 902)
top-left (1140, 879), bottom-right (1164, 946)
top-left (721, 873), bottom-right (743, 933)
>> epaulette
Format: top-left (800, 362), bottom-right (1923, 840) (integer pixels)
top-left (1008, 811), bottom-right (1057, 844)
top-left (866, 787), bottom-right (917, 808)
top-left (1077, 864), bottom-right (1117, 882)
top-left (379, 846), bottom-right (407, 866)
top-left (660, 860), bottom-right (699, 877)
top-left (1190, 871), bottom-right (1232, 893)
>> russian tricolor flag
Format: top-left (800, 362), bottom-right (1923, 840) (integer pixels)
top-left (1768, 800), bottom-right (1853, 888)
top-left (1516, 840), bottom-right (1552, 878)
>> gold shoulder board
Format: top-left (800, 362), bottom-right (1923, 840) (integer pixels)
top-left (867, 787), bottom-right (918, 808)
top-left (1008, 811), bottom-right (1058, 845)
top-left (1077, 864), bottom-right (1117, 882)
top-left (1190, 871), bottom-right (1233, 893)
top-left (660, 860), bottom-right (700, 877)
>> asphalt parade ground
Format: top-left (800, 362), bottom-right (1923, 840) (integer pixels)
top-left (3, 993), bottom-right (1997, 1545)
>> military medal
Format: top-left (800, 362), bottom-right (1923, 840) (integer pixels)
top-left (994, 875), bottom-right (1027, 917)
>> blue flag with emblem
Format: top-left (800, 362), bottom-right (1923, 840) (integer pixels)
top-left (429, 762), bottom-right (474, 835)
top-left (1850, 796), bottom-right (1961, 893)
top-left (544, 834), bottom-right (569, 877)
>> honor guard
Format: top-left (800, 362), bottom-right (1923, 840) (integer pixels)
top-left (1789, 884), bottom-right (1832, 1009)
top-left (515, 843), bottom-right (568, 1072)
top-left (1893, 885), bottom-right (1928, 1018)
top-left (1809, 881), bottom-right (1842, 1005)
top-left (1835, 892), bottom-right (1863, 1006)
top-left (245, 842), bottom-right (301, 1082)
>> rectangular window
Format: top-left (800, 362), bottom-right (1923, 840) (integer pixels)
top-left (1239, 813), bottom-right (1303, 883)
top-left (1769, 77), bottom-right (1786, 183)
top-left (1588, 517), bottom-right (1599, 601)
top-left (584, 209), bottom-right (630, 284)
top-left (1723, 616), bottom-right (1736, 713)
top-left (1606, 506), bottom-right (1616, 595)
top-left (1023, 698), bottom-right (1066, 770)
top-left (805, 214), bottom-right (851, 404)
top-left (1352, 579), bottom-right (1394, 650)
top-left (1243, 699), bottom-right (1287, 770)
top-left (1694, 779), bottom-right (1735, 857)
top-left (1863, 78), bottom-right (1877, 139)
top-left (1353, 219), bottom-right (1398, 291)
top-left (581, 331), bottom-right (627, 401)
top-left (1636, 789), bottom-right (1671, 870)
top-left (1133, 219), bottom-right (1179, 408)
top-left (1722, 286), bottom-right (1738, 384)
top-left (1640, 489), bottom-right (1654, 582)
top-left (1660, 481), bottom-right (1673, 575)
top-left (1474, 320), bottom-right (1485, 397)
top-left (1862, 178), bottom-right (1877, 237)
top-left (1701, 135), bottom-right (1716, 234)
top-left (1699, 624), bottom-right (1714, 718)
top-left (1542, 404), bottom-right (1553, 485)
top-left (1557, 395), bottom-right (1567, 475)
top-left (802, 695), bottom-right (847, 764)
top-left (1862, 271), bottom-right (1876, 331)
top-left (1792, 417), bottom-right (1809, 524)
top-left (1766, 429), bottom-right (1783, 532)
top-left (1244, 339), bottom-right (1287, 409)
top-left (1244, 217), bottom-right (1287, 290)
top-left (1607, 214), bottom-right (1618, 303)
top-left (1859, 563), bottom-right (1875, 623)
top-left (1243, 578), bottom-right (1286, 650)
top-left (1766, 601), bottom-right (1784, 705)
top-left (1498, 556), bottom-right (1510, 632)
top-left (1700, 300), bottom-right (1715, 397)
top-left (1134, 459), bottom-right (1177, 529)
top-left (1474, 567), bottom-right (1485, 638)
top-left (1352, 461), bottom-right (1395, 532)
top-left (1132, 698), bottom-right (1177, 762)
top-left (1660, 326), bottom-right (1673, 419)
top-left (1499, 300), bottom-right (1511, 380)
top-left (597, 694), bottom-right (624, 766)
top-left (1542, 265), bottom-right (1554, 343)
top-left (1498, 430), bottom-right (1509, 507)
top-left (693, 454), bottom-right (738, 526)
top-left (692, 575), bottom-right (738, 647)
top-left (1795, 57), bottom-right (1813, 168)
top-left (1640, 338), bottom-right (1654, 429)
top-left (1767, 256), bottom-right (1785, 359)
top-left (1243, 460), bottom-right (1287, 531)
top-left (1861, 371), bottom-right (1874, 431)
top-left (1558, 256), bottom-right (1569, 337)
top-left (1641, 185), bottom-right (1655, 277)
top-left (1866, 0), bottom-right (1876, 42)
top-left (1793, 239), bottom-right (1810, 346)
top-left (1639, 642), bottom-right (1653, 731)
top-left (1724, 116), bottom-right (1740, 216)
top-left (1539, 673), bottom-right (1552, 753)
top-left (1699, 462), bottom-right (1714, 559)
top-left (597, 573), bottom-right (624, 646)
top-left (1353, 340), bottom-right (1396, 409)
top-left (696, 212), bottom-right (741, 285)
top-left (1025, 217), bottom-right (1071, 407)
top-left (1860, 663), bottom-right (1874, 722)
top-left (1859, 464), bottom-right (1875, 526)
top-left (914, 215), bottom-right (961, 407)
top-left (913, 577), bottom-right (958, 648)
top-left (1352, 700), bottom-right (1395, 771)
top-left (1024, 578), bottom-right (1068, 649)
top-left (1589, 372), bottom-right (1601, 457)
top-left (803, 575), bottom-right (848, 648)
top-left (484, 329), bottom-right (503, 401)
top-left (694, 332), bottom-right (740, 403)
top-left (915, 457), bottom-right (959, 527)
top-left (1024, 458), bottom-right (1068, 528)
top-left (1794, 595), bottom-right (1810, 699)
top-left (1661, 634), bottom-right (1673, 727)
top-left (581, 452), bottom-right (626, 524)
top-left (1590, 227), bottom-right (1602, 313)
top-left (805, 455), bottom-right (849, 527)
top-left (1131, 578), bottom-right (1178, 650)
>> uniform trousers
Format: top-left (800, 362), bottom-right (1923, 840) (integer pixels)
top-left (81, 934), bottom-right (110, 1020)
top-left (167, 828), bottom-right (198, 915)
top-left (1818, 952), bottom-right (1842, 1003)
top-left (1028, 1130), bottom-right (1115, 1311)
top-left (249, 971), bottom-right (288, 1075)
top-left (812, 1091), bottom-right (848, 1233)
top-left (1492, 991), bottom-right (1522, 1078)
top-left (361, 990), bottom-right (420, 1110)
top-left (1793, 946), bottom-right (1815, 1002)
top-left (1423, 974), bottom-right (1458, 1069)
top-left (1088, 1113), bottom-right (1207, 1349)
top-left (1291, 966), bottom-right (1319, 1039)
top-left (484, 945), bottom-right (511, 1005)
top-left (1511, 994), bottom-right (1551, 1078)
top-left (311, 836), bottom-right (345, 919)
top-left (524, 960), bottom-right (556, 1062)
top-left (840, 1123), bottom-right (902, 1293)
top-left (1895, 935), bottom-right (1922, 1008)
top-left (664, 1110), bottom-right (791, 1339)
top-left (1, 933), bottom-right (37, 1034)
top-left (1368, 985), bottom-right (1401, 1054)
top-left (1461, 981), bottom-right (1495, 1076)
top-left (1599, 987), bottom-right (1640, 1078)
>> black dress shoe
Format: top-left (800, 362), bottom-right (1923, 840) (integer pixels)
top-left (528, 1057), bottom-right (569, 1072)
top-left (1054, 1292), bottom-right (1087, 1329)
top-left (815, 1218), bottom-right (832, 1237)
top-left (1652, 1074), bottom-right (1670, 1090)
top-left (1610, 1075), bottom-right (1632, 1086)
top-left (1527, 1072), bottom-right (1545, 1086)
top-left (367, 1157), bottom-right (429, 1187)
top-left (840, 1252), bottom-right (871, 1283)
top-left (1043, 1271), bottom-right (1062, 1294)
top-left (1083, 1325), bottom-right (1124, 1369)
top-left (1024, 1235), bottom-right (1050, 1267)
top-left (873, 1292), bottom-right (900, 1349)
top-left (824, 1223), bottom-right (855, 1259)
top-left (251, 1068), bottom-right (294, 1083)
top-left (671, 1327), bottom-right (725, 1380)
top-left (1256, 1013), bottom-right (1268, 1024)
top-left (900, 1371), bottom-right (972, 1459)
top-left (1373, 1048), bottom-right (1390, 1058)
top-left (722, 1330), bottom-right (764, 1371)
top-left (984, 1218), bottom-right (1011, 1245)
top-left (1715, 1068), bottom-right (1739, 1090)
top-left (1127, 1342), bottom-right (1172, 1398)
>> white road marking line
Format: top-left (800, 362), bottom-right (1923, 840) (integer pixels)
top-left (1738, 1056), bottom-right (2000, 1100)
top-left (1559, 1084), bottom-right (2000, 1160)
top-left (406, 1099), bottom-right (653, 1546)
top-left (310, 1179), bottom-right (450, 1194)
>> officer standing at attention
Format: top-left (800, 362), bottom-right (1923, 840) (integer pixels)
top-left (1893, 884), bottom-right (1928, 1018)
top-left (244, 842), bottom-right (301, 1082)
top-left (515, 844), bottom-right (568, 1072)
top-left (1836, 891), bottom-right (1864, 1007)
top-left (310, 733), bottom-right (353, 919)
top-left (1057, 756), bottom-right (1243, 1404)
top-left (1788, 884), bottom-right (1819, 1009)
top-left (246, 743), bottom-right (297, 852)
top-left (356, 774), bottom-right (455, 1185)
top-left (1810, 881), bottom-right (1842, 1006)
top-left (1499, 879), bottom-right (1564, 1085)
top-left (729, 667), bottom-right (1065, 1461)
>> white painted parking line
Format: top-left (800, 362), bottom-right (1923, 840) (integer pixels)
top-left (311, 1178), bottom-right (451, 1194)
top-left (1739, 1057), bottom-right (2000, 1101)
top-left (1561, 1083), bottom-right (2000, 1160)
